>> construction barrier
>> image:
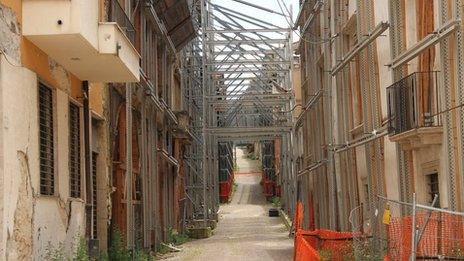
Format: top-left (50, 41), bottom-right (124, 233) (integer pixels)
top-left (350, 196), bottom-right (464, 260)
top-left (219, 180), bottom-right (231, 203)
top-left (294, 231), bottom-right (320, 261)
top-left (261, 171), bottom-right (276, 199)
top-left (293, 202), bottom-right (355, 261)
top-left (387, 212), bottom-right (464, 260)
top-left (275, 185), bottom-right (281, 197)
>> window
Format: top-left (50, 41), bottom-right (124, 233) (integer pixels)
top-left (39, 83), bottom-right (55, 195)
top-left (69, 102), bottom-right (81, 198)
top-left (427, 173), bottom-right (440, 207)
top-left (86, 151), bottom-right (98, 239)
top-left (91, 152), bottom-right (98, 239)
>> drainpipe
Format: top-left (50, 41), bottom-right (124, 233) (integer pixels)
top-left (82, 81), bottom-right (92, 236)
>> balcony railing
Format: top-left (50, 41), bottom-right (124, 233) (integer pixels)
top-left (387, 71), bottom-right (441, 135)
top-left (109, 0), bottom-right (136, 46)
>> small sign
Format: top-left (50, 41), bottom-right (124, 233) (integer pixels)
top-left (382, 206), bottom-right (391, 225)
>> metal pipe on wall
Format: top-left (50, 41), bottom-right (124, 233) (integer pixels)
top-left (82, 81), bottom-right (94, 239)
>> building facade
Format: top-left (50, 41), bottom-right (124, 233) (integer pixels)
top-left (0, 0), bottom-right (196, 259)
top-left (296, 0), bottom-right (464, 232)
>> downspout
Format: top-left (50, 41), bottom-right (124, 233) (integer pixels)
top-left (82, 81), bottom-right (93, 238)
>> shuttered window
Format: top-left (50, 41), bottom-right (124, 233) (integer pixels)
top-left (39, 83), bottom-right (55, 195)
top-left (69, 103), bottom-right (81, 198)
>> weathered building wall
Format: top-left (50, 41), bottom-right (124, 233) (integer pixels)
top-left (1, 55), bottom-right (38, 260)
top-left (297, 0), bottom-right (464, 231)
top-left (373, 0), bottom-right (400, 203)
top-left (298, 0), bottom-right (396, 230)
top-left (0, 55), bottom-right (88, 260)
top-left (0, 1), bottom-right (111, 258)
top-left (292, 56), bottom-right (302, 119)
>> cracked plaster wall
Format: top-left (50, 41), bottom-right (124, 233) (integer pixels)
top-left (0, 55), bottom-right (38, 260)
top-left (0, 2), bottom-right (89, 259)
top-left (0, 4), bottom-right (20, 64)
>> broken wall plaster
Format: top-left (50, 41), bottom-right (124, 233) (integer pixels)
top-left (6, 151), bottom-right (35, 261)
top-left (48, 58), bottom-right (71, 93)
top-left (0, 4), bottom-right (20, 64)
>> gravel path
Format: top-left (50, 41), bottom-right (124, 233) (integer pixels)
top-left (165, 148), bottom-right (293, 261)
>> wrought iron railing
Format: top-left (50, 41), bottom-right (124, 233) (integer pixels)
top-left (387, 71), bottom-right (441, 135)
top-left (108, 0), bottom-right (136, 46)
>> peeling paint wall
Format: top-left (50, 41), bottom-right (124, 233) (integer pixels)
top-left (0, 1), bottom-right (111, 258)
top-left (0, 4), bottom-right (20, 64)
top-left (0, 55), bottom-right (38, 260)
top-left (0, 54), bottom-right (89, 260)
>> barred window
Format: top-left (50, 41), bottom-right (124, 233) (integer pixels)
top-left (91, 152), bottom-right (98, 238)
top-left (39, 83), bottom-right (55, 195)
top-left (69, 103), bottom-right (81, 198)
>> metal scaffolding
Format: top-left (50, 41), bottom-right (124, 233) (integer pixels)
top-left (181, 0), bottom-right (297, 226)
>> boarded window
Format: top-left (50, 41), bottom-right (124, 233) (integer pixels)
top-left (39, 83), bottom-right (55, 195)
top-left (69, 103), bottom-right (81, 198)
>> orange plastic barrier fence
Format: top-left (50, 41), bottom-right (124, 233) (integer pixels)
top-left (294, 231), bottom-right (320, 261)
top-left (298, 230), bottom-right (354, 260)
top-left (387, 212), bottom-right (464, 260)
top-left (293, 202), bottom-right (355, 261)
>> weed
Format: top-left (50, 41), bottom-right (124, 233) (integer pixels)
top-left (270, 196), bottom-right (281, 208)
top-left (45, 242), bottom-right (67, 261)
top-left (133, 249), bottom-right (153, 260)
top-left (157, 243), bottom-right (171, 255)
top-left (168, 228), bottom-right (190, 245)
top-left (233, 161), bottom-right (239, 171)
top-left (74, 236), bottom-right (90, 261)
top-left (449, 244), bottom-right (464, 257)
top-left (319, 249), bottom-right (333, 261)
top-left (109, 229), bottom-right (131, 261)
top-left (352, 239), bottom-right (383, 261)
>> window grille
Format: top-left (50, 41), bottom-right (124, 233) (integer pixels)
top-left (69, 103), bottom-right (81, 198)
top-left (91, 152), bottom-right (98, 239)
top-left (387, 71), bottom-right (441, 135)
top-left (108, 0), bottom-right (136, 45)
top-left (39, 83), bottom-right (55, 195)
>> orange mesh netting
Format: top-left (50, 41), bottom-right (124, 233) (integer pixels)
top-left (293, 202), bottom-right (355, 261)
top-left (386, 211), bottom-right (464, 260)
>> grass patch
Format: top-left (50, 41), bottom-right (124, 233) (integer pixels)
top-left (168, 228), bottom-right (190, 245)
top-left (270, 196), bottom-right (281, 208)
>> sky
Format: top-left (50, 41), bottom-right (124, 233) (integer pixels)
top-left (207, 0), bottom-right (300, 96)
top-left (210, 0), bottom-right (300, 40)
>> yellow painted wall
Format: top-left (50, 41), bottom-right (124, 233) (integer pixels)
top-left (1, 0), bottom-right (105, 112)
top-left (90, 83), bottom-right (105, 116)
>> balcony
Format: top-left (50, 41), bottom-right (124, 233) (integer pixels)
top-left (22, 0), bottom-right (140, 82)
top-left (108, 0), bottom-right (136, 46)
top-left (387, 72), bottom-right (442, 148)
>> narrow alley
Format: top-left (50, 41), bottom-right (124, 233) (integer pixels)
top-left (4, 0), bottom-right (464, 260)
top-left (166, 147), bottom-right (293, 261)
